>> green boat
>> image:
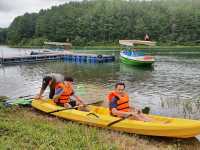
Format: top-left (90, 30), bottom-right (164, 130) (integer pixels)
top-left (119, 40), bottom-right (156, 66)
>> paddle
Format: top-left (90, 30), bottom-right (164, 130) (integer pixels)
top-left (107, 114), bottom-right (132, 127)
top-left (47, 106), bottom-right (79, 114)
top-left (18, 95), bottom-right (35, 99)
top-left (47, 100), bottom-right (103, 114)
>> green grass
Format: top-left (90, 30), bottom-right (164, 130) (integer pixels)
top-left (0, 100), bottom-right (200, 149)
top-left (0, 106), bottom-right (117, 150)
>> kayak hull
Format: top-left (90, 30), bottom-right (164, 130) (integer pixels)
top-left (32, 99), bottom-right (200, 138)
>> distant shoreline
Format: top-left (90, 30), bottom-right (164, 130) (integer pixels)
top-left (1, 45), bottom-right (200, 50)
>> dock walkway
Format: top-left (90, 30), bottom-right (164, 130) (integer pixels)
top-left (0, 51), bottom-right (115, 65)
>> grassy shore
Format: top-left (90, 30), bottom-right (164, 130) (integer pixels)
top-left (0, 98), bottom-right (200, 150)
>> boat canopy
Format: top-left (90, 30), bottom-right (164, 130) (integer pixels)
top-left (119, 40), bottom-right (156, 46)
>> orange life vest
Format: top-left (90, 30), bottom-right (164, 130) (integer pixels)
top-left (108, 91), bottom-right (130, 113)
top-left (55, 82), bottom-right (73, 104)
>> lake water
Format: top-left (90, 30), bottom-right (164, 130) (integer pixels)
top-left (1, 45), bottom-right (200, 119)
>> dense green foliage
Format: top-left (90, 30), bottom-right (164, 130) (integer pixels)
top-left (7, 13), bottom-right (38, 46)
top-left (4, 0), bottom-right (200, 46)
top-left (0, 28), bottom-right (7, 44)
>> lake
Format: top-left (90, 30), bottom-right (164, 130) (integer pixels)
top-left (1, 45), bottom-right (200, 119)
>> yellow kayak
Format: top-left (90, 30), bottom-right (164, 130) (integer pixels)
top-left (32, 99), bottom-right (200, 138)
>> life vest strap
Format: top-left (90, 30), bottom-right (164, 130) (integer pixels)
top-left (117, 106), bottom-right (130, 111)
top-left (117, 101), bottom-right (129, 106)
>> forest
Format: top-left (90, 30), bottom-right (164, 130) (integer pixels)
top-left (0, 0), bottom-right (200, 46)
top-left (0, 28), bottom-right (7, 44)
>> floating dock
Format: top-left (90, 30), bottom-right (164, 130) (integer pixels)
top-left (0, 51), bottom-right (115, 65)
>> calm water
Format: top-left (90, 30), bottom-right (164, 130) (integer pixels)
top-left (1, 45), bottom-right (200, 119)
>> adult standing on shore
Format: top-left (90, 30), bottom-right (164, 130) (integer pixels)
top-left (144, 33), bottom-right (150, 41)
top-left (35, 73), bottom-right (64, 99)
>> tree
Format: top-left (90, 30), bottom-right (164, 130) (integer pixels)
top-left (0, 28), bottom-right (7, 44)
top-left (6, 0), bottom-right (200, 46)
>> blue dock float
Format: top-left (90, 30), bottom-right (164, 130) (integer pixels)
top-left (0, 52), bottom-right (115, 65)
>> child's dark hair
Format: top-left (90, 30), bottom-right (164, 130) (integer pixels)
top-left (43, 76), bottom-right (52, 83)
top-left (115, 82), bottom-right (125, 89)
top-left (64, 76), bottom-right (74, 82)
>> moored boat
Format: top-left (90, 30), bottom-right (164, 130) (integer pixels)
top-left (119, 40), bottom-right (156, 66)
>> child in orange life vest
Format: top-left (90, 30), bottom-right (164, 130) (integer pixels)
top-left (108, 82), bottom-right (153, 122)
top-left (53, 77), bottom-right (85, 108)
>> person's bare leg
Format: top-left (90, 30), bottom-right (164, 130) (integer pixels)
top-left (138, 113), bottom-right (153, 122)
top-left (78, 105), bottom-right (89, 112)
top-left (64, 103), bottom-right (71, 108)
top-left (139, 113), bottom-right (170, 124)
top-left (129, 112), bottom-right (169, 124)
top-left (130, 113), bottom-right (151, 122)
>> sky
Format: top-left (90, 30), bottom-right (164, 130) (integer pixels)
top-left (0, 0), bottom-right (81, 28)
